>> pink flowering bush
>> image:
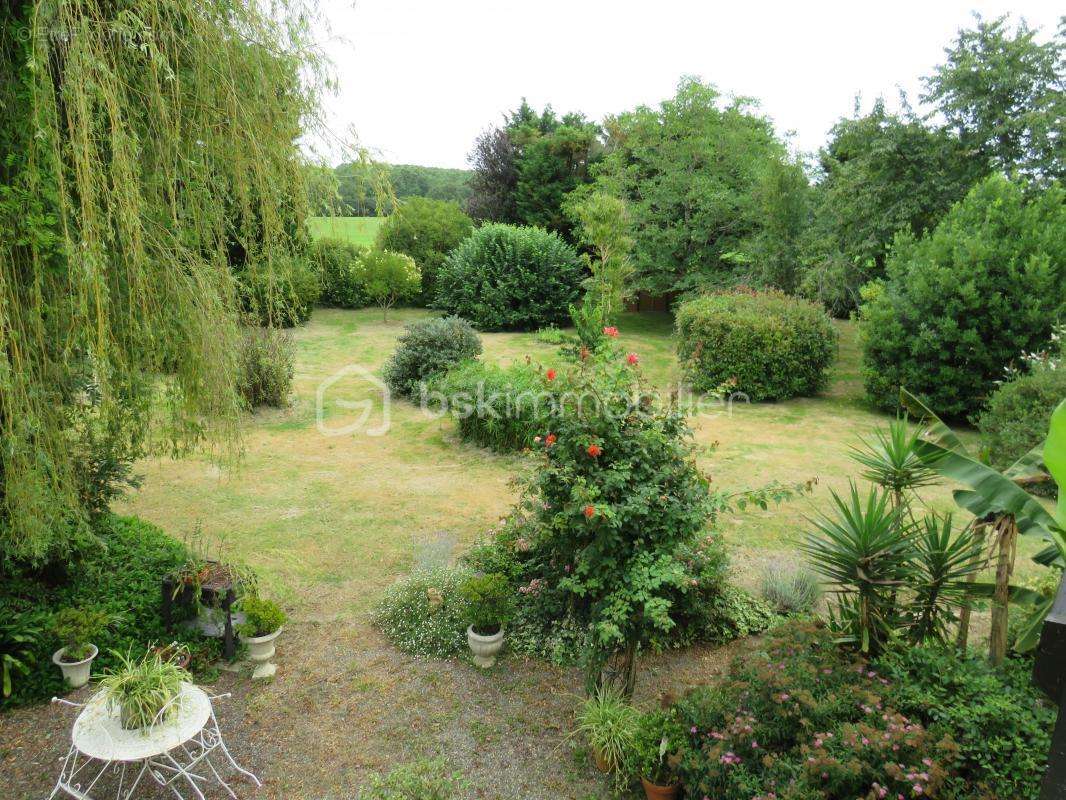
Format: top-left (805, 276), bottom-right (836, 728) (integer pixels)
top-left (674, 621), bottom-right (958, 800)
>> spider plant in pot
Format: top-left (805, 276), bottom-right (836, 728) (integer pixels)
top-left (627, 710), bottom-right (684, 799)
top-left (99, 650), bottom-right (191, 730)
top-left (573, 685), bottom-right (638, 775)
top-left (458, 573), bottom-right (514, 668)
top-left (237, 596), bottom-right (286, 679)
top-left (50, 606), bottom-right (111, 688)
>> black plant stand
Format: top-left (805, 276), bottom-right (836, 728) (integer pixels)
top-left (162, 565), bottom-right (238, 660)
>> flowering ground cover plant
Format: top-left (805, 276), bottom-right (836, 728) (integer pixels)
top-left (672, 620), bottom-right (1052, 800)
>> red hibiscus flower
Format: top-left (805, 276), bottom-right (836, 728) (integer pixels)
top-left (545, 433), bottom-right (557, 446)
top-left (546, 368), bottom-right (557, 381)
top-left (586, 444), bottom-right (602, 458)
top-left (626, 352), bottom-right (639, 365)
top-left (583, 505), bottom-right (596, 519)
top-left (603, 326), bottom-right (619, 337)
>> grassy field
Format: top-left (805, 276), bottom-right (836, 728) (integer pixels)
top-left (117, 307), bottom-right (1045, 605)
top-left (306, 215), bottom-right (384, 247)
top-left (5, 307), bottom-right (1050, 799)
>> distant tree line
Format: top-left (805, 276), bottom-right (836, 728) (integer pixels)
top-left (462, 15), bottom-right (1063, 314)
top-left (320, 162), bottom-right (472, 216)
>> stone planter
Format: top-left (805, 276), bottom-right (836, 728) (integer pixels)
top-left (466, 625), bottom-right (503, 668)
top-left (244, 626), bottom-right (282, 680)
top-left (52, 644), bottom-right (98, 689)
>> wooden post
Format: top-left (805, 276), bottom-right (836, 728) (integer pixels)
top-left (990, 515), bottom-right (1017, 666)
top-left (956, 520), bottom-right (988, 651)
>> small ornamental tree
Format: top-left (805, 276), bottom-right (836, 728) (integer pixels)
top-left (522, 344), bottom-right (719, 696)
top-left (353, 250), bottom-right (421, 322)
top-left (565, 190), bottom-right (635, 346)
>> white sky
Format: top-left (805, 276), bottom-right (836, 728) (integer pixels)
top-left (312, 0), bottom-right (1062, 169)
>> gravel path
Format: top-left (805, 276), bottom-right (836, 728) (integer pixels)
top-left (1, 622), bottom-right (740, 800)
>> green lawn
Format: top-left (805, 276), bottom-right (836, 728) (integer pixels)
top-left (307, 215), bottom-right (384, 247)
top-left (120, 308), bottom-right (1047, 611)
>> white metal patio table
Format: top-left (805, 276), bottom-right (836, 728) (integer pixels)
top-left (48, 683), bottom-right (260, 800)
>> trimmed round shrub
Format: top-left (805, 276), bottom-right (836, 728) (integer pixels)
top-left (676, 289), bottom-right (837, 401)
top-left (861, 175), bottom-right (1066, 418)
top-left (238, 255), bottom-right (320, 327)
top-left (977, 366), bottom-right (1066, 496)
top-left (376, 197), bottom-right (474, 305)
top-left (237, 327), bottom-right (294, 409)
top-left (434, 223), bottom-right (583, 331)
top-left (381, 316), bottom-right (482, 399)
top-left (310, 237), bottom-right (368, 308)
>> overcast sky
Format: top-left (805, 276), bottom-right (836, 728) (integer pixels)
top-left (312, 0), bottom-right (1062, 169)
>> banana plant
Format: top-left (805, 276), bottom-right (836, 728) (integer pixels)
top-left (903, 389), bottom-right (1065, 653)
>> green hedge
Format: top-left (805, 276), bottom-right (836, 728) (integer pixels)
top-left (427, 359), bottom-right (550, 451)
top-left (676, 290), bottom-right (837, 401)
top-left (310, 237), bottom-right (369, 308)
top-left (434, 223), bottom-right (583, 331)
top-left (0, 515), bottom-right (198, 708)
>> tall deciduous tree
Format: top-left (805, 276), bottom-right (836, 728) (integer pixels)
top-left (923, 14), bottom-right (1065, 183)
top-left (801, 101), bottom-right (985, 316)
top-left (592, 77), bottom-right (795, 294)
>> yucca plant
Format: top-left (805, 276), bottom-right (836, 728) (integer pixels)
top-left (906, 513), bottom-right (985, 643)
top-left (99, 650), bottom-right (191, 730)
top-left (849, 416), bottom-right (939, 514)
top-left (800, 483), bottom-right (914, 655)
top-left (573, 685), bottom-right (639, 778)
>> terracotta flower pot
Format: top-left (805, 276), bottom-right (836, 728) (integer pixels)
top-left (641, 776), bottom-right (679, 800)
top-left (52, 645), bottom-right (98, 689)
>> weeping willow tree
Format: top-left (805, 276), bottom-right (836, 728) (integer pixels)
top-left (0, 0), bottom-right (326, 566)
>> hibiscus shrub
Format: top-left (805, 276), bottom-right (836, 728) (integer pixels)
top-left (434, 223), bottom-right (584, 331)
top-left (676, 289), bottom-right (837, 402)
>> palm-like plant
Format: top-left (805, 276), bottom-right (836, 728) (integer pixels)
top-left (800, 483), bottom-right (914, 655)
top-left (849, 416), bottom-right (939, 513)
top-left (903, 390), bottom-right (1065, 661)
top-left (907, 513), bottom-right (985, 643)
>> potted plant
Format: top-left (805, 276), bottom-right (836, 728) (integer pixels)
top-left (99, 650), bottom-right (191, 730)
top-left (50, 607), bottom-right (110, 688)
top-left (628, 710), bottom-right (684, 799)
top-left (458, 573), bottom-right (514, 668)
top-left (573, 685), bottom-right (638, 775)
top-left (237, 596), bottom-right (286, 679)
